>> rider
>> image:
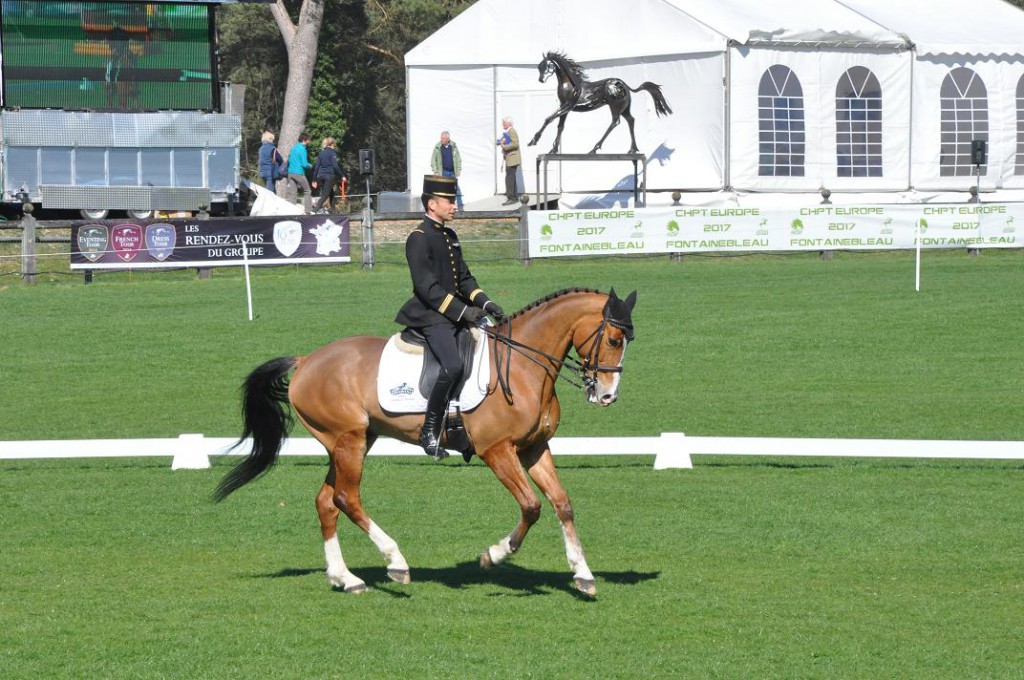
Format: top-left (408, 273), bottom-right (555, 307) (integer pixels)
top-left (396, 175), bottom-right (505, 459)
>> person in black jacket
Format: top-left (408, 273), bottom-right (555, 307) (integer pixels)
top-left (395, 175), bottom-right (505, 458)
top-left (311, 137), bottom-right (345, 213)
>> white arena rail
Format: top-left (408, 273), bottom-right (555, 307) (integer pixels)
top-left (1, 433), bottom-right (1022, 470)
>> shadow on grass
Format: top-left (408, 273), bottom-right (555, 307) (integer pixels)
top-left (259, 562), bottom-right (659, 599)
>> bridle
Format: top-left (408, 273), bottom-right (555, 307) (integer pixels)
top-left (539, 58), bottom-right (556, 83)
top-left (479, 307), bottom-right (633, 403)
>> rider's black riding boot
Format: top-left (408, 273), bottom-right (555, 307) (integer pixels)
top-left (419, 375), bottom-right (454, 459)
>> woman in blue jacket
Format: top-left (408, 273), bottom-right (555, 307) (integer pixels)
top-left (286, 133), bottom-right (313, 212)
top-left (312, 137), bottom-right (346, 213)
top-left (257, 131), bottom-right (284, 190)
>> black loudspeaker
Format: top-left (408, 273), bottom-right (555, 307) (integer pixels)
top-left (971, 140), bottom-right (987, 166)
top-left (359, 148), bottom-right (376, 175)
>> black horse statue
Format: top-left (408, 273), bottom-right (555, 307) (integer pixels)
top-left (528, 51), bottom-right (673, 155)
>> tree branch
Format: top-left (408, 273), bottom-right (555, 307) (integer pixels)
top-left (366, 43), bottom-right (402, 66)
top-left (270, 0), bottom-right (296, 44)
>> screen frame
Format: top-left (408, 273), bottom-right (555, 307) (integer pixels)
top-left (0, 1), bottom-right (222, 113)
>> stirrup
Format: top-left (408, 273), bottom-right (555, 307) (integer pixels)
top-left (418, 425), bottom-right (448, 460)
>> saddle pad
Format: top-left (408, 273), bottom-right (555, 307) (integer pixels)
top-left (376, 331), bottom-right (490, 414)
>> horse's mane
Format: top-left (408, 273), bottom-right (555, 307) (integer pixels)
top-left (509, 287), bottom-right (603, 321)
top-left (544, 51), bottom-right (587, 81)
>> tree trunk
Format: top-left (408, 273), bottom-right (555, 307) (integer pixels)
top-left (270, 0), bottom-right (325, 162)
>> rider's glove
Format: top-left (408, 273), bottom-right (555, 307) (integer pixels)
top-left (462, 307), bottom-right (486, 324)
top-left (484, 301), bottom-right (505, 321)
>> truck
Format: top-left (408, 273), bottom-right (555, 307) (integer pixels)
top-left (0, 0), bottom-right (251, 219)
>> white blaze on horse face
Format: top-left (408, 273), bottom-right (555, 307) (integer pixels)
top-left (597, 340), bottom-right (628, 405)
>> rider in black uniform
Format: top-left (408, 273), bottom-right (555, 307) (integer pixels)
top-left (395, 175), bottom-right (505, 458)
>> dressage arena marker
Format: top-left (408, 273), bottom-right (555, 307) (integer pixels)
top-left (1, 433), bottom-right (1022, 469)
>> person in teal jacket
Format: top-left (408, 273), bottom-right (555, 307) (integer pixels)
top-left (286, 133), bottom-right (313, 212)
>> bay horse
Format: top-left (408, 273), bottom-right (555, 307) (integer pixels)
top-left (528, 51), bottom-right (673, 155)
top-left (214, 288), bottom-right (637, 597)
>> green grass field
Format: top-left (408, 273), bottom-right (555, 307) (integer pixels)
top-left (2, 240), bottom-right (1022, 441)
top-left (2, 239), bottom-right (1023, 677)
top-left (2, 456), bottom-right (1021, 678)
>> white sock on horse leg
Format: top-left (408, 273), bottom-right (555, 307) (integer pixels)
top-left (487, 535), bottom-right (515, 566)
top-left (323, 535), bottom-right (364, 590)
top-left (367, 521), bottom-right (409, 572)
top-left (561, 525), bottom-right (594, 581)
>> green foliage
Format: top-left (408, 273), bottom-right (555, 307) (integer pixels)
top-left (305, 52), bottom-right (348, 153)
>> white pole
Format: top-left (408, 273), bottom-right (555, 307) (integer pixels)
top-left (914, 220), bottom-right (921, 292)
top-left (242, 244), bottom-right (254, 321)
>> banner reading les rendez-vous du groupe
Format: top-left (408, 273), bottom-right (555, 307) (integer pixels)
top-left (527, 203), bottom-right (1022, 258)
top-left (70, 214), bottom-right (350, 269)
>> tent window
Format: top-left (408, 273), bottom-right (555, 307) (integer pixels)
top-left (758, 65), bottom-right (805, 177)
top-left (1016, 75), bottom-right (1024, 175)
top-left (939, 68), bottom-right (988, 177)
top-left (836, 67), bottom-right (882, 178)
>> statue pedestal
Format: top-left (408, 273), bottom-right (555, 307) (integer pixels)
top-left (534, 153), bottom-right (648, 209)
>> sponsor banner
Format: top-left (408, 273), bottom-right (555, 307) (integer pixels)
top-left (528, 203), bottom-right (1022, 258)
top-left (71, 214), bottom-right (351, 269)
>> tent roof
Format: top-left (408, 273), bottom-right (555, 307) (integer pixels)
top-left (406, 0), bottom-right (726, 66)
top-left (838, 0), bottom-right (1024, 58)
top-left (666, 0), bottom-right (907, 49)
top-left (407, 0), bottom-right (1024, 67)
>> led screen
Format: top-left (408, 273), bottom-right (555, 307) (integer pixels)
top-left (2, 1), bottom-right (215, 111)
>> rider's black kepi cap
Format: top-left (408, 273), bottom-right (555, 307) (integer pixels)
top-left (423, 174), bottom-right (458, 198)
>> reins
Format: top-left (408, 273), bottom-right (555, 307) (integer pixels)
top-left (479, 311), bottom-right (625, 402)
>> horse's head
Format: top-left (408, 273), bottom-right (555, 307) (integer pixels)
top-left (574, 288), bottom-right (637, 406)
top-left (537, 53), bottom-right (556, 84)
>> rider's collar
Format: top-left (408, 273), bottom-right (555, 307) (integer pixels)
top-left (425, 215), bottom-right (446, 229)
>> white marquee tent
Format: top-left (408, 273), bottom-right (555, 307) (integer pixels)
top-left (405, 0), bottom-right (1024, 207)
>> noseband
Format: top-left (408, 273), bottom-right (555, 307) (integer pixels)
top-left (575, 314), bottom-right (630, 391)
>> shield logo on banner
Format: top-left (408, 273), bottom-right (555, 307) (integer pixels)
top-left (111, 224), bottom-right (143, 262)
top-left (77, 224), bottom-right (109, 262)
top-left (273, 220), bottom-right (302, 257)
top-left (145, 223), bottom-right (176, 261)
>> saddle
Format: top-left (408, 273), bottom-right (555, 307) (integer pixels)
top-left (397, 326), bottom-right (478, 400)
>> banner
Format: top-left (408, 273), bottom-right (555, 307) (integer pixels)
top-left (71, 214), bottom-right (350, 269)
top-left (527, 203), bottom-right (1021, 258)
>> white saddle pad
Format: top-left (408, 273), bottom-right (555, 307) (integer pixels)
top-left (376, 330), bottom-right (490, 414)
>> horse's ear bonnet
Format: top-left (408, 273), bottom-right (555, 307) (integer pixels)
top-left (604, 288), bottom-right (637, 341)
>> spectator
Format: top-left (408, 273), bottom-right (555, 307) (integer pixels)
top-left (430, 130), bottom-right (464, 211)
top-left (499, 116), bottom-right (521, 206)
top-left (311, 137), bottom-right (346, 213)
top-left (286, 132), bottom-right (313, 212)
top-left (257, 131), bottom-right (285, 191)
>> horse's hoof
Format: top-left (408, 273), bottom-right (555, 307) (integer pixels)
top-left (573, 578), bottom-right (597, 597)
top-left (388, 569), bottom-right (411, 585)
top-left (344, 582), bottom-right (368, 594)
top-left (479, 550), bottom-right (493, 570)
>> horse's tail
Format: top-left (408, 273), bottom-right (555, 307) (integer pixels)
top-left (631, 82), bottom-right (673, 117)
top-left (213, 356), bottom-right (297, 502)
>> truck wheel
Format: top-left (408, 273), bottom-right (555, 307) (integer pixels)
top-left (79, 208), bottom-right (110, 220)
top-left (127, 210), bottom-right (154, 220)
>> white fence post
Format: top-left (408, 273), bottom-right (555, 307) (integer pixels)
top-left (653, 432), bottom-right (692, 469)
top-left (172, 433), bottom-right (211, 470)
